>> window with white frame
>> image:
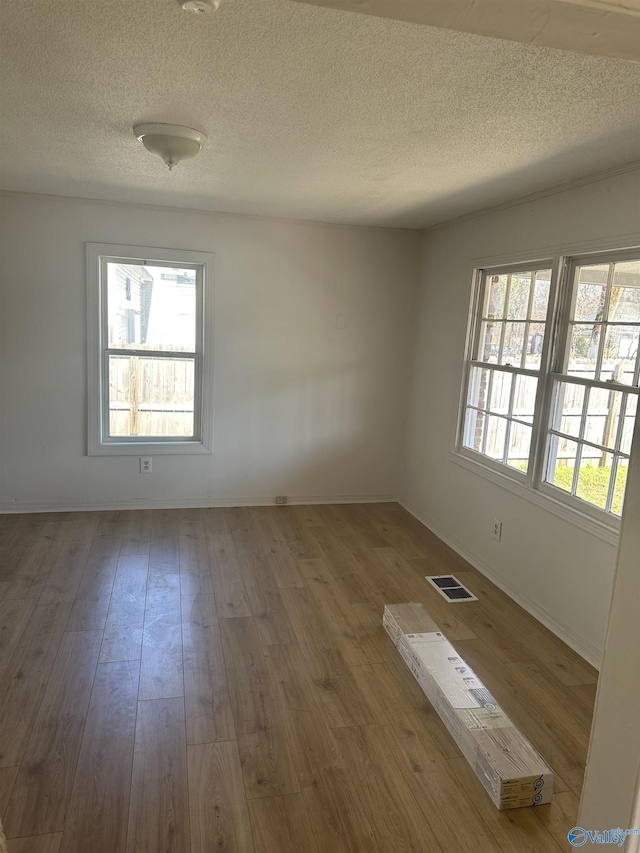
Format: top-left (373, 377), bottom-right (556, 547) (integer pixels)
top-left (87, 244), bottom-right (214, 455)
top-left (458, 249), bottom-right (640, 523)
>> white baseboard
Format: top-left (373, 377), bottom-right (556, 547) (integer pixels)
top-left (399, 498), bottom-right (602, 671)
top-left (0, 493), bottom-right (396, 514)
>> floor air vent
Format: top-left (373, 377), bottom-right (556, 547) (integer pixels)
top-left (425, 574), bottom-right (478, 603)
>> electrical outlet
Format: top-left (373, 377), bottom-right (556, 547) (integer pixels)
top-left (274, 495), bottom-right (288, 505)
top-left (492, 518), bottom-right (502, 541)
top-left (140, 457), bottom-right (152, 474)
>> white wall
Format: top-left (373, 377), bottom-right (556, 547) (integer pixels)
top-left (401, 167), bottom-right (640, 664)
top-left (579, 410), bottom-right (640, 829)
top-left (0, 193), bottom-right (420, 511)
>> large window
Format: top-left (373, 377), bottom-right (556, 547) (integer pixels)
top-left (458, 249), bottom-right (639, 524)
top-left (87, 244), bottom-right (214, 455)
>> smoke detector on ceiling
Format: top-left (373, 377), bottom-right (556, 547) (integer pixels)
top-left (178, 0), bottom-right (220, 11)
top-left (133, 123), bottom-right (208, 171)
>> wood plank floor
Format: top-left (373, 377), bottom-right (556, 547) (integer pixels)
top-left (0, 504), bottom-right (597, 852)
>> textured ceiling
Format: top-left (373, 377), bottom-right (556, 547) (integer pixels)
top-left (1, 0), bottom-right (639, 228)
top-left (293, 0), bottom-right (640, 62)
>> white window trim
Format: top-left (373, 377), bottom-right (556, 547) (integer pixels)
top-left (452, 235), bottom-right (640, 541)
top-left (86, 242), bottom-right (215, 456)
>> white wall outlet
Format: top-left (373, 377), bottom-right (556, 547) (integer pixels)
top-left (140, 457), bottom-right (152, 474)
top-left (492, 518), bottom-right (502, 541)
top-left (274, 495), bottom-right (288, 505)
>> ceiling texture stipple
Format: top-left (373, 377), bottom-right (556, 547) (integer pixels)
top-left (0, 0), bottom-right (639, 228)
top-left (291, 0), bottom-right (640, 62)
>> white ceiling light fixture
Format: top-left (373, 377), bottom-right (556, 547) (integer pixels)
top-left (133, 123), bottom-right (208, 171)
top-left (177, 0), bottom-right (221, 12)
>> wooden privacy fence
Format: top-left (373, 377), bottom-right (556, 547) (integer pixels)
top-left (109, 355), bottom-right (195, 437)
top-left (483, 361), bottom-right (632, 464)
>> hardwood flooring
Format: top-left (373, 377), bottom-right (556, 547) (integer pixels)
top-left (0, 504), bottom-right (598, 852)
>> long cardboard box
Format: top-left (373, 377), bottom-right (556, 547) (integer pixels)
top-left (383, 602), bottom-right (554, 810)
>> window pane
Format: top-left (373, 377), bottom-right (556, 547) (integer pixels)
top-left (524, 322), bottom-right (545, 370)
top-left (507, 423), bottom-right (531, 473)
top-left (584, 387), bottom-right (623, 449)
top-left (109, 355), bottom-right (195, 437)
top-left (489, 371), bottom-right (512, 415)
top-left (478, 321), bottom-right (501, 363)
top-left (567, 324), bottom-right (601, 379)
top-left (512, 374), bottom-right (537, 423)
top-left (546, 436), bottom-right (578, 492)
top-left (500, 322), bottom-right (526, 367)
top-left (573, 265), bottom-right (608, 322)
top-left (610, 288), bottom-right (640, 322)
top-left (107, 262), bottom-right (197, 352)
top-left (621, 394), bottom-right (638, 454)
top-left (552, 381), bottom-right (584, 437)
top-left (600, 325), bottom-right (639, 385)
top-left (485, 416), bottom-right (507, 461)
top-left (575, 452), bottom-right (612, 510)
top-left (467, 366), bottom-right (491, 410)
top-left (463, 407), bottom-right (486, 453)
top-left (507, 274), bottom-right (532, 320)
top-left (612, 458), bottom-right (629, 516)
top-left (483, 274), bottom-right (508, 320)
top-left (610, 260), bottom-right (640, 322)
top-left (531, 271), bottom-right (551, 321)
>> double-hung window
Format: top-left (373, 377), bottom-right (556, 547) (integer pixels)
top-left (87, 243), bottom-right (214, 455)
top-left (458, 248), bottom-right (640, 526)
top-left (462, 264), bottom-right (553, 473)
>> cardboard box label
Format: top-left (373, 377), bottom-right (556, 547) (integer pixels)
top-left (402, 635), bottom-right (506, 722)
top-left (404, 632), bottom-right (444, 643)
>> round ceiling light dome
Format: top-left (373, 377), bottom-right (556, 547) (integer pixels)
top-left (133, 123), bottom-right (208, 171)
top-left (178, 0), bottom-right (220, 11)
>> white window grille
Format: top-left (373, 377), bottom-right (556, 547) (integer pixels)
top-left (458, 249), bottom-right (640, 524)
top-left (87, 243), bottom-right (214, 456)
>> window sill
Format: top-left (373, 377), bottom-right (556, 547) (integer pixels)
top-left (449, 449), bottom-right (620, 547)
top-left (88, 440), bottom-right (211, 457)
